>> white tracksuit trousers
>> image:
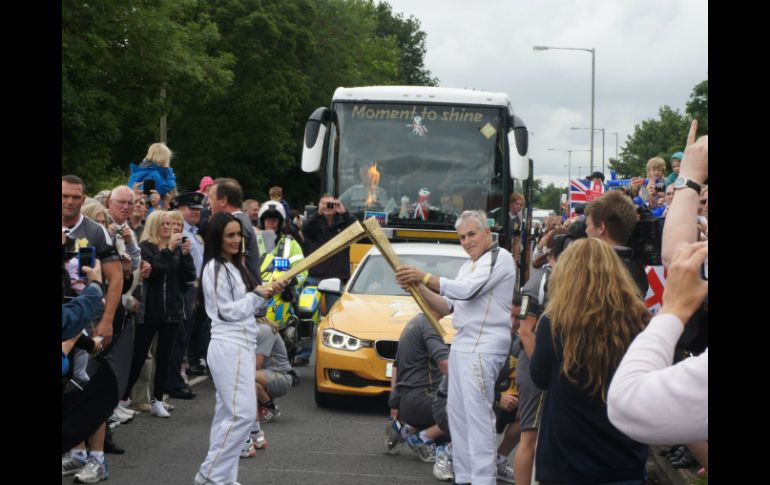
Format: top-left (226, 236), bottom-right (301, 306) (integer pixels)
top-left (448, 349), bottom-right (506, 485)
top-left (197, 339), bottom-right (257, 485)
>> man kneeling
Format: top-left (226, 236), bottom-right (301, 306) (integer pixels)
top-left (256, 320), bottom-right (296, 423)
top-left (385, 313), bottom-right (449, 462)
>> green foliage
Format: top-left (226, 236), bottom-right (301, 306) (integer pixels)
top-left (610, 106), bottom-right (691, 179)
top-left (62, 0), bottom-right (437, 208)
top-left (375, 2), bottom-right (438, 86)
top-left (609, 79), bottom-right (708, 179)
top-left (686, 79), bottom-right (708, 135)
top-left (530, 179), bottom-right (563, 211)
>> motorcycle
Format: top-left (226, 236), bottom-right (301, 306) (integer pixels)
top-left (295, 284), bottom-right (322, 350)
top-left (259, 254), bottom-right (321, 364)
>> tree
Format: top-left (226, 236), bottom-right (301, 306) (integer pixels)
top-left (686, 79), bottom-right (708, 135)
top-left (530, 179), bottom-right (562, 212)
top-left (610, 106), bottom-right (690, 178)
top-left (608, 78), bottom-right (707, 179)
top-left (62, 0), bottom-right (235, 193)
top-left (375, 2), bottom-right (438, 86)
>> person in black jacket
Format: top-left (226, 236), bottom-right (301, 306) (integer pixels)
top-left (121, 210), bottom-right (196, 418)
top-left (524, 238), bottom-right (650, 484)
top-left (293, 194), bottom-right (355, 366)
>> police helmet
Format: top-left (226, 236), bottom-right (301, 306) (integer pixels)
top-left (258, 201), bottom-right (286, 231)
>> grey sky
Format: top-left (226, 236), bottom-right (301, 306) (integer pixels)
top-left (383, 0), bottom-right (708, 188)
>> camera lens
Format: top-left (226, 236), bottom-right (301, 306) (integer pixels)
top-left (327, 202), bottom-right (335, 209)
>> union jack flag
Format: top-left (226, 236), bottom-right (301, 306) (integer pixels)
top-left (644, 265), bottom-right (667, 314)
top-left (569, 178), bottom-right (605, 217)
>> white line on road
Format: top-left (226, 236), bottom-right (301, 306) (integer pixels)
top-left (308, 450), bottom-right (395, 458)
top-left (187, 375), bottom-right (208, 386)
top-left (257, 467), bottom-right (424, 481)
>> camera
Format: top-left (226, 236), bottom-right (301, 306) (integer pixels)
top-left (142, 179), bottom-right (156, 195)
top-left (326, 201), bottom-right (336, 210)
top-left (627, 208), bottom-right (664, 266)
top-left (552, 215), bottom-right (588, 260)
top-left (653, 182), bottom-right (666, 193)
top-left (181, 236), bottom-right (188, 243)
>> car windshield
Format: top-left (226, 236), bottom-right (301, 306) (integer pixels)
top-left (349, 253), bottom-right (466, 296)
top-left (330, 102), bottom-right (506, 230)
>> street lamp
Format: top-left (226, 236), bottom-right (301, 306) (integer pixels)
top-left (607, 131), bottom-right (619, 159)
top-left (548, 148), bottom-right (590, 189)
top-left (571, 127), bottom-right (605, 174)
top-left (534, 44), bottom-right (596, 173)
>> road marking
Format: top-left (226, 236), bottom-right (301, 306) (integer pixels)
top-left (308, 450), bottom-right (393, 458)
top-left (188, 376), bottom-right (208, 387)
top-left (257, 467), bottom-right (424, 481)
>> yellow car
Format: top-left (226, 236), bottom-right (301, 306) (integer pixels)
top-left (313, 243), bottom-right (467, 406)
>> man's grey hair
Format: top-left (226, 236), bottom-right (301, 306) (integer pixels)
top-left (455, 210), bottom-right (488, 232)
top-left (110, 185), bottom-right (134, 200)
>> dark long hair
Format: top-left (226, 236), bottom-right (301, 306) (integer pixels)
top-left (196, 212), bottom-right (258, 308)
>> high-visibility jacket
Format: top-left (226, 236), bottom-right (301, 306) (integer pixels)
top-left (259, 235), bottom-right (308, 324)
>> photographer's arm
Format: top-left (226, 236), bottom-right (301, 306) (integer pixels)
top-left (662, 120), bottom-right (707, 268)
top-left (607, 242), bottom-right (708, 444)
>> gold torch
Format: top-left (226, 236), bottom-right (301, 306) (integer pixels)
top-left (362, 217), bottom-right (446, 337)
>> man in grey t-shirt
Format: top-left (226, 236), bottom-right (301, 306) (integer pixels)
top-left (385, 313), bottom-right (449, 462)
top-left (254, 322), bottom-right (294, 424)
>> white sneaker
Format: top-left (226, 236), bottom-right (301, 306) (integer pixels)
top-left (496, 460), bottom-right (515, 483)
top-left (151, 399), bottom-right (171, 418)
top-left (62, 452), bottom-right (87, 476)
top-left (73, 457), bottom-right (109, 483)
top-left (240, 438), bottom-right (257, 458)
top-left (252, 430), bottom-right (268, 449)
top-left (118, 400), bottom-right (137, 416)
top-left (432, 444), bottom-right (453, 481)
top-left (112, 406), bottom-right (134, 423)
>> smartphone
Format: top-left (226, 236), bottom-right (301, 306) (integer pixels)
top-left (143, 179), bottom-right (156, 195)
top-left (518, 295), bottom-right (530, 320)
top-left (78, 246), bottom-right (96, 277)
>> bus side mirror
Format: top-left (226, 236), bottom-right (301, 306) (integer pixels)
top-left (302, 107), bottom-right (331, 173)
top-left (508, 115), bottom-right (529, 180)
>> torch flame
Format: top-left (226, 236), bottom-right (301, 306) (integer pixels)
top-left (365, 161), bottom-right (381, 206)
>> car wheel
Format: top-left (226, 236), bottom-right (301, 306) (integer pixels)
top-left (314, 372), bottom-right (333, 408)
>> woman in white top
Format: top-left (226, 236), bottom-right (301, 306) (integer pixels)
top-left (396, 210), bottom-right (515, 485)
top-left (194, 212), bottom-right (286, 485)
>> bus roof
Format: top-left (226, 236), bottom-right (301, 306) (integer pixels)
top-left (333, 86), bottom-right (512, 108)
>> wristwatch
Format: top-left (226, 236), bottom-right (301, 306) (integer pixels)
top-left (672, 176), bottom-right (702, 194)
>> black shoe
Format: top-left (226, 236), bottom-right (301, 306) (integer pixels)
top-left (168, 386), bottom-right (197, 400)
top-left (658, 446), bottom-right (676, 457)
top-left (671, 454), bottom-right (694, 468)
top-left (104, 433), bottom-right (125, 454)
top-left (293, 356), bottom-right (309, 367)
top-left (668, 447), bottom-right (686, 463)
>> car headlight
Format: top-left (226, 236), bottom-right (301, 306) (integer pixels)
top-left (321, 328), bottom-right (372, 351)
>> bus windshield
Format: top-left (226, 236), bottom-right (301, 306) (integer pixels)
top-left (331, 102), bottom-right (506, 229)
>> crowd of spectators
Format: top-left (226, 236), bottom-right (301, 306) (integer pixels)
top-left (62, 125), bottom-right (708, 484)
top-left (383, 121), bottom-right (708, 483)
top-left (62, 141), bottom-right (353, 483)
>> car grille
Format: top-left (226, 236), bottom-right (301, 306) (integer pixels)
top-left (375, 340), bottom-right (398, 360)
top-left (327, 369), bottom-right (389, 388)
